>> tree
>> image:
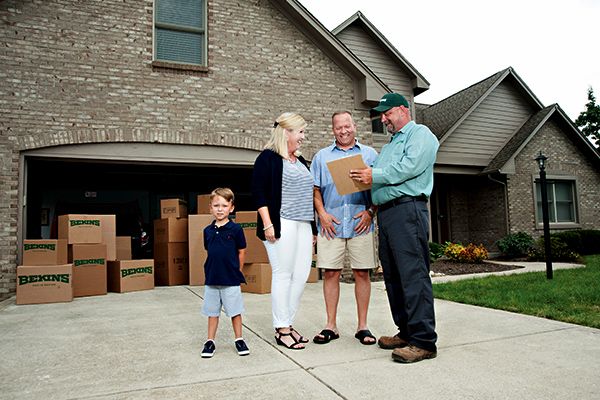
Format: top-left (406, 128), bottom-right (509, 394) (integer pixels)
top-left (575, 87), bottom-right (600, 149)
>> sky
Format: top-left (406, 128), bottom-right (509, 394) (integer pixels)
top-left (297, 0), bottom-right (599, 122)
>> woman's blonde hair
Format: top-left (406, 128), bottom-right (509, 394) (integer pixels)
top-left (264, 112), bottom-right (307, 159)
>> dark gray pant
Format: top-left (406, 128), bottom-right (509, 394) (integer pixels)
top-left (377, 199), bottom-right (437, 352)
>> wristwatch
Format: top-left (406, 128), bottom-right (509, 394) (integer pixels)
top-left (366, 208), bottom-right (375, 218)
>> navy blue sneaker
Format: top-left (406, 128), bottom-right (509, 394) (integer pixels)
top-left (201, 340), bottom-right (216, 358)
top-left (235, 339), bottom-right (250, 356)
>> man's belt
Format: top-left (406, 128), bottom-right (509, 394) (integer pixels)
top-left (378, 195), bottom-right (428, 213)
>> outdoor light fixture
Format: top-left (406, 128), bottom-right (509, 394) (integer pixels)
top-left (535, 151), bottom-right (553, 279)
top-left (535, 151), bottom-right (547, 170)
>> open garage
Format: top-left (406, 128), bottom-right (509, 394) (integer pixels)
top-left (19, 143), bottom-right (260, 263)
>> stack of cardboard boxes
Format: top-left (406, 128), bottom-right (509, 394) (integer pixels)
top-left (17, 239), bottom-right (72, 305)
top-left (187, 194), bottom-right (319, 294)
top-left (59, 214), bottom-right (108, 298)
top-left (154, 199), bottom-right (189, 286)
top-left (16, 196), bottom-right (319, 305)
top-left (17, 213), bottom-right (155, 305)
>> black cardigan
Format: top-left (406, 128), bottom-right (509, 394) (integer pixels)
top-left (251, 149), bottom-right (317, 240)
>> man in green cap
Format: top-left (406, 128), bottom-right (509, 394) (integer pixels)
top-left (349, 92), bottom-right (439, 363)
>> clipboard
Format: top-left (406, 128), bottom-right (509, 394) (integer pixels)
top-left (326, 154), bottom-right (370, 195)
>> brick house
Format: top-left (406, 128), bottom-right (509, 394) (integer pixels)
top-left (419, 68), bottom-right (600, 248)
top-left (333, 12), bottom-right (600, 250)
top-left (1, 1), bottom-right (598, 299)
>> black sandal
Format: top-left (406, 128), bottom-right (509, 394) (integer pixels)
top-left (290, 327), bottom-right (309, 344)
top-left (355, 329), bottom-right (376, 345)
top-left (313, 329), bottom-right (340, 344)
top-left (275, 329), bottom-right (305, 350)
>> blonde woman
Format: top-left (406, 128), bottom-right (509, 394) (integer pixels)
top-left (251, 112), bottom-right (316, 350)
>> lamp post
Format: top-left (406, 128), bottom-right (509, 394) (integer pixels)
top-left (535, 151), bottom-right (553, 279)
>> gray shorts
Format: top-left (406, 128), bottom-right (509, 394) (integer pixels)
top-left (202, 285), bottom-right (245, 318)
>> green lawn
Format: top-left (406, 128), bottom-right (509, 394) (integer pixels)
top-left (433, 255), bottom-right (600, 329)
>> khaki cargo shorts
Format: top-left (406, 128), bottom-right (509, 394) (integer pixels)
top-left (316, 232), bottom-right (377, 270)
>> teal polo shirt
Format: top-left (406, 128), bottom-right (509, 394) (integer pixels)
top-left (371, 121), bottom-right (439, 205)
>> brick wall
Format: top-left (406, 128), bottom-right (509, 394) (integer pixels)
top-left (507, 120), bottom-right (600, 239)
top-left (0, 0), bottom-right (375, 299)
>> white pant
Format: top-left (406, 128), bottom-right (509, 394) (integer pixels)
top-left (263, 218), bottom-right (313, 328)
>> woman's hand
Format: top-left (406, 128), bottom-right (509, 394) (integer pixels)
top-left (264, 225), bottom-right (277, 243)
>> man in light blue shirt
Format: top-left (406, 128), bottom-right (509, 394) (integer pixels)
top-left (310, 111), bottom-right (379, 346)
top-left (350, 93), bottom-right (439, 363)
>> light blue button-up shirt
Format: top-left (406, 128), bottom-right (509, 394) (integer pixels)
top-left (311, 140), bottom-right (378, 238)
top-left (371, 121), bottom-right (439, 205)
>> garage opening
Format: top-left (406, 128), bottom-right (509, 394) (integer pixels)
top-left (21, 143), bottom-right (260, 261)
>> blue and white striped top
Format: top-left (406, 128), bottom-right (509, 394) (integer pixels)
top-left (280, 158), bottom-right (315, 222)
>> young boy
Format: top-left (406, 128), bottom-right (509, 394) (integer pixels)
top-left (201, 188), bottom-right (249, 358)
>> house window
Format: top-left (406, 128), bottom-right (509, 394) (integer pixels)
top-left (535, 179), bottom-right (577, 224)
top-left (370, 110), bottom-right (384, 134)
top-left (154, 0), bottom-right (206, 67)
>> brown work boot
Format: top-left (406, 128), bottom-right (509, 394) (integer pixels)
top-left (392, 345), bottom-right (437, 363)
top-left (377, 334), bottom-right (409, 349)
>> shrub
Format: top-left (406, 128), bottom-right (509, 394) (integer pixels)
top-left (527, 236), bottom-right (579, 262)
top-left (429, 242), bottom-right (445, 262)
top-left (553, 230), bottom-right (600, 255)
top-left (444, 242), bottom-right (488, 263)
top-left (496, 232), bottom-right (535, 259)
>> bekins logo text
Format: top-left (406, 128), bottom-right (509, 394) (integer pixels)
top-left (19, 274), bottom-right (70, 285)
top-left (121, 267), bottom-right (153, 278)
top-left (24, 243), bottom-right (56, 251)
top-left (69, 219), bottom-right (101, 227)
top-left (74, 258), bottom-right (105, 266)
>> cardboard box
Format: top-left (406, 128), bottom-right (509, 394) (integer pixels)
top-left (235, 211), bottom-right (269, 264)
top-left (70, 244), bottom-right (107, 297)
top-left (188, 214), bottom-right (214, 286)
top-left (116, 236), bottom-right (132, 260)
top-left (307, 254), bottom-right (319, 283)
top-left (107, 260), bottom-right (154, 293)
top-left (241, 263), bottom-right (271, 294)
top-left (154, 242), bottom-right (189, 286)
top-left (58, 214), bottom-right (103, 244)
top-left (16, 264), bottom-right (73, 305)
top-left (160, 198), bottom-right (188, 219)
top-left (99, 215), bottom-right (117, 261)
top-left (307, 267), bottom-right (319, 283)
top-left (22, 239), bottom-right (67, 265)
top-left (153, 218), bottom-right (188, 243)
top-left (196, 194), bottom-right (212, 214)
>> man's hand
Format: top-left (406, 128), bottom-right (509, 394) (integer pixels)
top-left (349, 167), bottom-right (373, 185)
top-left (353, 210), bottom-right (372, 235)
top-left (319, 212), bottom-right (340, 240)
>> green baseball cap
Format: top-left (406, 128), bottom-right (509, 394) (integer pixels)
top-left (372, 93), bottom-right (409, 113)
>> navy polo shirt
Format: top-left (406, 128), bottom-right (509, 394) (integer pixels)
top-left (203, 220), bottom-right (247, 286)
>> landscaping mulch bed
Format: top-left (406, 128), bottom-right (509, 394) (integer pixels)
top-left (430, 259), bottom-right (525, 275)
top-left (360, 260), bottom-right (525, 283)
